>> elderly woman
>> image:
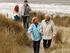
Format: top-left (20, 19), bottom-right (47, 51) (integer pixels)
top-left (28, 17), bottom-right (42, 53)
top-left (41, 14), bottom-right (56, 49)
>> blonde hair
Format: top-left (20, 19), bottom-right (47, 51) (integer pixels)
top-left (31, 17), bottom-right (38, 23)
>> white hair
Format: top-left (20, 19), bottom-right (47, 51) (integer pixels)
top-left (44, 14), bottom-right (51, 18)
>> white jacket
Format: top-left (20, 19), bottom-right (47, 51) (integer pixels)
top-left (40, 19), bottom-right (56, 40)
top-left (21, 4), bottom-right (31, 16)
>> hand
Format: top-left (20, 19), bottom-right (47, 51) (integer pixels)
top-left (52, 35), bottom-right (56, 40)
top-left (40, 32), bottom-right (43, 36)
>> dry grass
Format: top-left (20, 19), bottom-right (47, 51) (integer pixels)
top-left (44, 27), bottom-right (70, 53)
top-left (30, 11), bottom-right (44, 22)
top-left (53, 15), bottom-right (70, 27)
top-left (0, 14), bottom-right (32, 53)
top-left (55, 29), bottom-right (63, 43)
top-left (30, 11), bottom-right (70, 52)
top-left (29, 12), bottom-right (70, 53)
top-left (0, 12), bottom-right (70, 53)
top-left (30, 12), bottom-right (70, 27)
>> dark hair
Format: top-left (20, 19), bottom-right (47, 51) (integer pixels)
top-left (24, 0), bottom-right (28, 2)
top-left (14, 5), bottom-right (19, 13)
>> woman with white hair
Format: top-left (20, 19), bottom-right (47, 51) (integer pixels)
top-left (40, 14), bottom-right (56, 49)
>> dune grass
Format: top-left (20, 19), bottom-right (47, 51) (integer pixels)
top-left (30, 11), bottom-right (44, 22)
top-left (0, 14), bottom-right (32, 53)
top-left (0, 12), bottom-right (70, 53)
top-left (30, 12), bottom-right (70, 27)
top-left (44, 27), bottom-right (70, 53)
top-left (53, 15), bottom-right (70, 27)
top-left (29, 12), bottom-right (70, 53)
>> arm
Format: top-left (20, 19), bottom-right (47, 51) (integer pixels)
top-left (27, 24), bottom-right (33, 40)
top-left (52, 21), bottom-right (57, 37)
top-left (28, 5), bottom-right (31, 12)
top-left (27, 24), bottom-right (33, 36)
top-left (21, 5), bottom-right (24, 16)
top-left (40, 22), bottom-right (43, 35)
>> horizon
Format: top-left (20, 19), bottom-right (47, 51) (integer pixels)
top-left (0, 0), bottom-right (70, 5)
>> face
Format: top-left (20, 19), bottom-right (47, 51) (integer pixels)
top-left (45, 15), bottom-right (50, 21)
top-left (34, 17), bottom-right (39, 23)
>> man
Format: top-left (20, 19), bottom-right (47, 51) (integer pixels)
top-left (40, 14), bottom-right (56, 49)
top-left (21, 0), bottom-right (31, 28)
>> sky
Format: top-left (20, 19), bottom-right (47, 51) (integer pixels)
top-left (0, 1), bottom-right (70, 19)
top-left (0, 0), bottom-right (70, 5)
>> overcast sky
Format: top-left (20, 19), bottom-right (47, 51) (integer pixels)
top-left (0, 0), bottom-right (70, 5)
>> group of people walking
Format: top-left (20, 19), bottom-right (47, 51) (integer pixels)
top-left (13, 0), bottom-right (56, 53)
top-left (14, 0), bottom-right (31, 28)
top-left (28, 14), bottom-right (56, 53)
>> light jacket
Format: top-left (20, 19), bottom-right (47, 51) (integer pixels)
top-left (28, 23), bottom-right (42, 41)
top-left (41, 19), bottom-right (56, 40)
top-left (21, 4), bottom-right (31, 16)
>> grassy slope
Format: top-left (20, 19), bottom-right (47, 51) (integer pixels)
top-left (30, 12), bottom-right (70, 27)
top-left (37, 27), bottom-right (70, 53)
top-left (30, 12), bottom-right (70, 53)
top-left (0, 13), bottom-right (70, 53)
top-left (0, 14), bottom-right (32, 53)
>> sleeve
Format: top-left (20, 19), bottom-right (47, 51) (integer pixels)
top-left (28, 24), bottom-right (33, 33)
top-left (21, 5), bottom-right (24, 16)
top-left (28, 5), bottom-right (31, 11)
top-left (52, 21), bottom-right (57, 37)
top-left (39, 22), bottom-right (43, 33)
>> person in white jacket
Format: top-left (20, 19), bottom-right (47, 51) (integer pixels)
top-left (21, 0), bottom-right (31, 28)
top-left (40, 14), bottom-right (56, 49)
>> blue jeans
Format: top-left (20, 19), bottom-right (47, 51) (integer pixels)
top-left (22, 16), bottom-right (29, 28)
